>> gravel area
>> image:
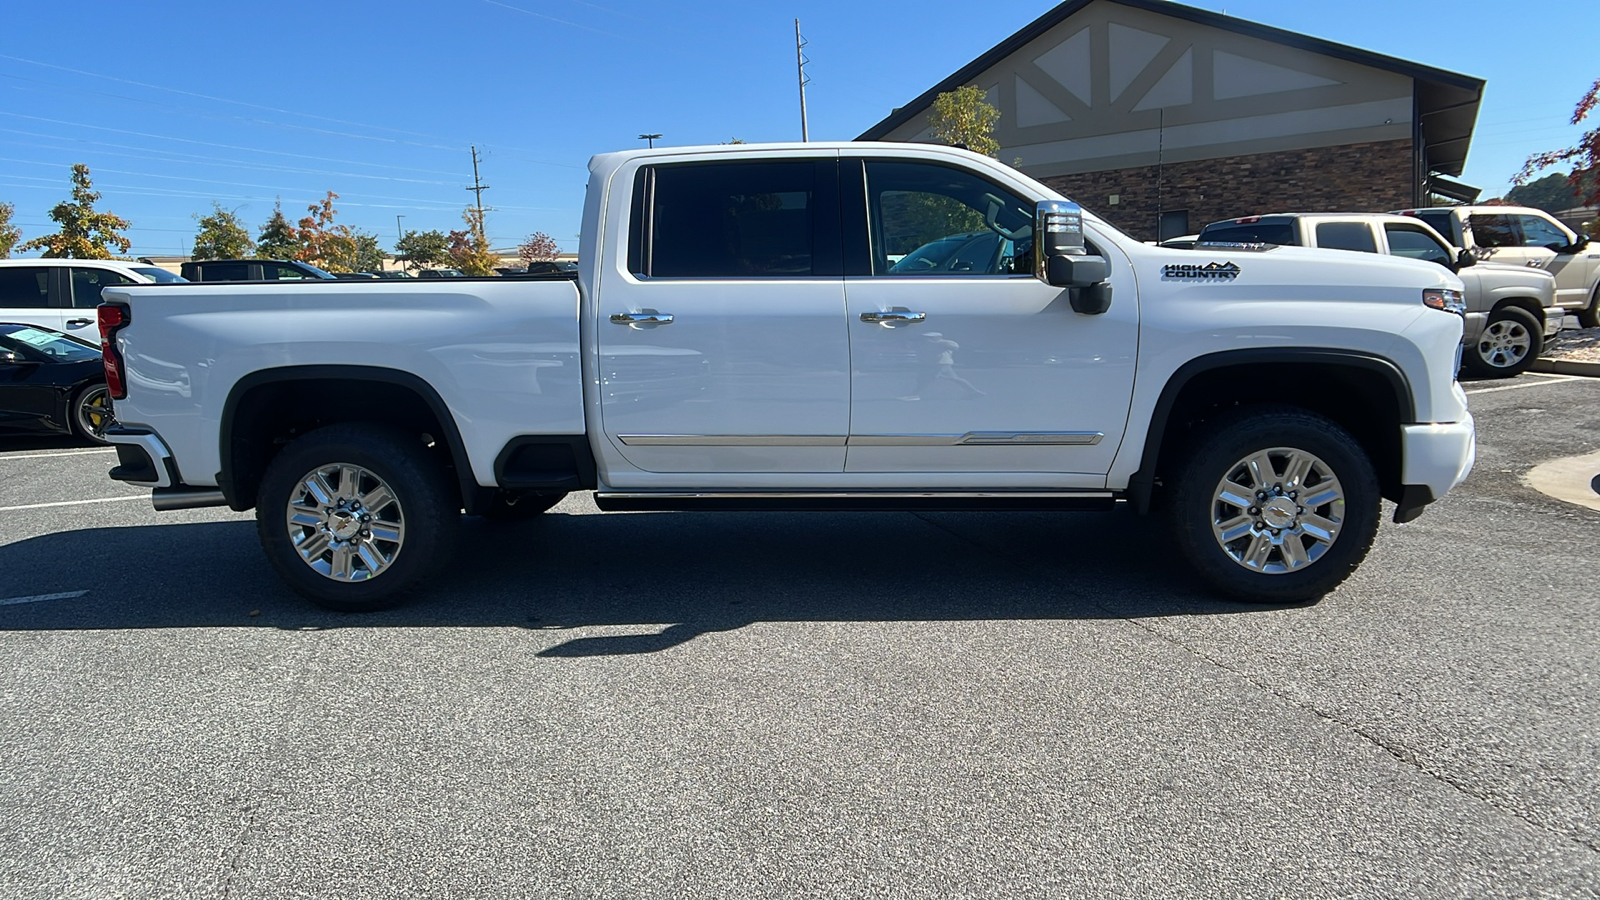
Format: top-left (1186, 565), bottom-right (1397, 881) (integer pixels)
top-left (1543, 326), bottom-right (1600, 362)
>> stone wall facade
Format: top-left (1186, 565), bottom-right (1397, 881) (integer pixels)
top-left (1037, 138), bottom-right (1415, 242)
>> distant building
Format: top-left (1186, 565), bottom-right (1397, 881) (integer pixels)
top-left (857, 0), bottom-right (1484, 241)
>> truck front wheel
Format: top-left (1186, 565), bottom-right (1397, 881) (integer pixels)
top-left (1463, 306), bottom-right (1541, 378)
top-left (1169, 407), bottom-right (1380, 604)
top-left (1579, 284), bottom-right (1599, 330)
top-left (255, 424), bottom-right (460, 612)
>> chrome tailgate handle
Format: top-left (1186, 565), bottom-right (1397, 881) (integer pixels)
top-left (610, 312), bottom-right (674, 328)
top-left (860, 310), bottom-right (926, 327)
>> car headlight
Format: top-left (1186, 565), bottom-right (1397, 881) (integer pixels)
top-left (1423, 288), bottom-right (1466, 316)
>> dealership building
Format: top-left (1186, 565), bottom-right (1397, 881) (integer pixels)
top-left (858, 0), bottom-right (1485, 241)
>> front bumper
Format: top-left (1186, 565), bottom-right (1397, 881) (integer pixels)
top-left (1394, 414), bottom-right (1476, 522)
top-left (1544, 311), bottom-right (1563, 337)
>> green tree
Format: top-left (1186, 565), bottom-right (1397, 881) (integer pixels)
top-left (257, 200), bottom-right (299, 259)
top-left (191, 202), bottom-right (255, 260)
top-left (18, 164), bottom-right (131, 259)
top-left (928, 85), bottom-right (1000, 158)
top-left (449, 207), bottom-right (499, 276)
top-left (517, 231), bottom-right (559, 264)
top-left (395, 229), bottom-right (451, 271)
top-left (1517, 79), bottom-right (1600, 207)
top-left (295, 191), bottom-right (351, 271)
top-left (0, 202), bottom-right (20, 259)
top-left (325, 229), bottom-right (386, 272)
top-left (1505, 172), bottom-right (1585, 213)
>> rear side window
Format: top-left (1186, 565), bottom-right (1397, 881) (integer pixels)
top-left (1468, 214), bottom-right (1518, 249)
top-left (69, 268), bottom-right (134, 307)
top-left (642, 161), bottom-right (821, 278)
top-left (1315, 222), bottom-right (1378, 253)
top-left (0, 267), bottom-right (50, 308)
top-left (1384, 224), bottom-right (1452, 267)
top-left (199, 262), bottom-right (250, 281)
top-left (1198, 223), bottom-right (1297, 245)
top-left (1412, 212), bottom-right (1454, 240)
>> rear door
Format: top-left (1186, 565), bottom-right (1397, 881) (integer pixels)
top-left (594, 152), bottom-right (851, 479)
top-left (1512, 213), bottom-right (1595, 308)
top-left (0, 265), bottom-right (64, 332)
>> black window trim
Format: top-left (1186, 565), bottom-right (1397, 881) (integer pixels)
top-left (628, 158), bottom-right (843, 281)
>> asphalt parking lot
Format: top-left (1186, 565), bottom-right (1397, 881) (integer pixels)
top-left (1, 373), bottom-right (1597, 899)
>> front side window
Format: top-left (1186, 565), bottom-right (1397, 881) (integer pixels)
top-left (0, 266), bottom-right (50, 308)
top-left (866, 161), bottom-right (1033, 276)
top-left (1468, 214), bottom-right (1518, 249)
top-left (1315, 222), bottom-right (1378, 253)
top-left (1384, 224), bottom-right (1453, 267)
top-left (264, 262), bottom-right (310, 281)
top-left (1517, 214), bottom-right (1571, 249)
top-left (643, 161), bottom-right (818, 278)
top-left (70, 267), bottom-right (134, 307)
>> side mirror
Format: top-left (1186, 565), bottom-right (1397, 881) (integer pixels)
top-left (1035, 200), bottom-right (1113, 315)
top-left (1566, 234), bottom-right (1591, 254)
top-left (1455, 248), bottom-right (1476, 269)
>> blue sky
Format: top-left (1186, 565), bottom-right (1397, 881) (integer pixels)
top-left (0, 0), bottom-right (1590, 258)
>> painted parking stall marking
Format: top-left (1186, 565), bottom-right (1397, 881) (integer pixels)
top-left (0, 449), bottom-right (117, 462)
top-left (0, 590), bottom-right (88, 607)
top-left (0, 495), bottom-right (147, 513)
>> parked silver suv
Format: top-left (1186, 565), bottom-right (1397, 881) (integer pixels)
top-left (1198, 213), bottom-right (1559, 377)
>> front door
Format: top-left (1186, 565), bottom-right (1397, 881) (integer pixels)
top-left (595, 155), bottom-right (851, 480)
top-left (842, 159), bottom-right (1138, 487)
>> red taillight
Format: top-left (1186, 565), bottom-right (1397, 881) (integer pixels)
top-left (98, 303), bottom-right (129, 400)
top-left (1401, 210), bottom-right (1419, 217)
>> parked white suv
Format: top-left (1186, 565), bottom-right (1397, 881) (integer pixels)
top-left (1393, 205), bottom-right (1600, 327)
top-left (1197, 213), bottom-right (1559, 377)
top-left (0, 259), bottom-right (185, 342)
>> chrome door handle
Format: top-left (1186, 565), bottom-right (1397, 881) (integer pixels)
top-left (66, 318), bottom-right (93, 327)
top-left (610, 312), bottom-right (674, 328)
top-left (860, 310), bottom-right (926, 327)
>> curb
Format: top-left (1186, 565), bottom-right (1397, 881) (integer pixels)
top-left (1530, 358), bottom-right (1600, 377)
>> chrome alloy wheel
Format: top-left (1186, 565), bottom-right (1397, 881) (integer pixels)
top-left (1211, 447), bottom-right (1344, 575)
top-left (285, 463), bottom-right (405, 582)
top-left (75, 385), bottom-right (114, 442)
top-left (1477, 319), bottom-right (1532, 369)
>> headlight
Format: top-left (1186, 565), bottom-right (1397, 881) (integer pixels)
top-left (1423, 288), bottom-right (1466, 316)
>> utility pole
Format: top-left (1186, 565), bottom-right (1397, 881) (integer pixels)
top-left (395, 214), bottom-right (405, 273)
top-left (466, 145), bottom-right (490, 219)
top-left (795, 19), bottom-right (810, 142)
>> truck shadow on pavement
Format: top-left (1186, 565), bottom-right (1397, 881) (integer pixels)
top-left (0, 507), bottom-right (1288, 652)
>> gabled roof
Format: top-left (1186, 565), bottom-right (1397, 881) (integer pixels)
top-left (857, 0), bottom-right (1484, 177)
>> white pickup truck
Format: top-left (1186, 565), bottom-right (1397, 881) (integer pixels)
top-left (98, 142), bottom-right (1476, 611)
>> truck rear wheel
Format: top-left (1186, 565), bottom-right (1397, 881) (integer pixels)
top-left (1579, 284), bottom-right (1599, 330)
top-left (1169, 406), bottom-right (1380, 604)
top-left (255, 423), bottom-right (460, 612)
top-left (1463, 306), bottom-right (1541, 378)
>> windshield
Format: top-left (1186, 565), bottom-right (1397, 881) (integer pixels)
top-left (129, 266), bottom-right (188, 283)
top-left (0, 324), bottom-right (101, 362)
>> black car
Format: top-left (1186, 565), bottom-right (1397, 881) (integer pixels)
top-left (179, 259), bottom-right (336, 282)
top-left (0, 323), bottom-right (115, 443)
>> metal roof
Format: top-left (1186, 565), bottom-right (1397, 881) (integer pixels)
top-left (856, 0), bottom-right (1484, 177)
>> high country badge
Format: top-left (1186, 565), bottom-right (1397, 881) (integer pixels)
top-left (1162, 262), bottom-right (1241, 281)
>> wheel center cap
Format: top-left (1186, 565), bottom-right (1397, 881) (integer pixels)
top-left (1261, 498), bottom-right (1298, 529)
top-left (329, 510), bottom-right (362, 540)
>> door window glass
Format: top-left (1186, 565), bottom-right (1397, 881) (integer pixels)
top-left (1517, 215), bottom-right (1571, 249)
top-left (1468, 214), bottom-right (1518, 248)
top-left (865, 161), bottom-right (1033, 276)
top-left (70, 267), bottom-right (134, 307)
top-left (263, 263), bottom-right (310, 280)
top-left (646, 161), bottom-right (817, 278)
top-left (1384, 224), bottom-right (1453, 267)
top-left (1315, 222), bottom-right (1378, 253)
top-left (0, 266), bottom-right (50, 308)
top-left (200, 262), bottom-right (250, 281)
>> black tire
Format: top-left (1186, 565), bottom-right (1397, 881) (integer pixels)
top-left (1462, 306), bottom-right (1541, 378)
top-left (476, 490), bottom-right (566, 521)
top-left (70, 383), bottom-right (115, 444)
top-left (255, 423), bottom-right (460, 612)
top-left (1169, 406), bottom-right (1381, 604)
top-left (1579, 285), bottom-right (1599, 330)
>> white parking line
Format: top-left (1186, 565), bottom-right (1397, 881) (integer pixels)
top-left (0, 590), bottom-right (88, 607)
top-left (0, 495), bottom-right (147, 513)
top-left (0, 449), bottom-right (117, 461)
top-left (1465, 375), bottom-right (1584, 395)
